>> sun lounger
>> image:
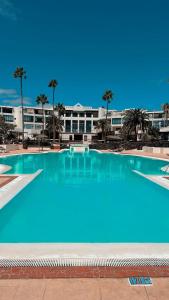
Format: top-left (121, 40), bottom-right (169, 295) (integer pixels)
top-left (0, 147), bottom-right (6, 153)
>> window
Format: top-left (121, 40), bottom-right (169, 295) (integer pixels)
top-left (72, 120), bottom-right (78, 132)
top-left (34, 109), bottom-right (43, 115)
top-left (73, 112), bottom-right (78, 117)
top-left (45, 110), bottom-right (52, 115)
top-left (112, 118), bottom-right (122, 125)
top-left (24, 115), bottom-right (34, 122)
top-left (86, 112), bottom-right (92, 118)
top-left (24, 124), bottom-right (34, 129)
top-left (79, 112), bottom-right (84, 117)
top-left (153, 120), bottom-right (169, 128)
top-left (65, 120), bottom-right (71, 132)
top-left (35, 124), bottom-right (43, 130)
top-left (92, 111), bottom-right (98, 118)
top-left (152, 121), bottom-right (163, 128)
top-left (24, 108), bottom-right (34, 114)
top-left (153, 113), bottom-right (164, 119)
top-left (86, 121), bottom-right (91, 133)
top-left (79, 120), bottom-right (84, 133)
top-left (35, 116), bottom-right (43, 123)
top-left (65, 111), bottom-right (71, 117)
top-left (4, 115), bottom-right (14, 122)
top-left (2, 107), bottom-right (13, 114)
top-left (84, 135), bottom-right (87, 141)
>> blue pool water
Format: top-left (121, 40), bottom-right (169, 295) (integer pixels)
top-left (0, 151), bottom-right (169, 243)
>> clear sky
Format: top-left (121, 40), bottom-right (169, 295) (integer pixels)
top-left (0, 0), bottom-right (169, 110)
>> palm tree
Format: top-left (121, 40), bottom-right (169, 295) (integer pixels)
top-left (46, 115), bottom-right (63, 139)
top-left (48, 79), bottom-right (58, 143)
top-left (102, 90), bottom-right (114, 119)
top-left (13, 67), bottom-right (26, 144)
top-left (0, 115), bottom-right (16, 144)
top-left (123, 109), bottom-right (148, 141)
top-left (55, 103), bottom-right (65, 144)
top-left (162, 103), bottom-right (169, 127)
top-left (36, 94), bottom-right (48, 150)
top-left (102, 90), bottom-right (114, 140)
top-left (95, 119), bottom-right (107, 140)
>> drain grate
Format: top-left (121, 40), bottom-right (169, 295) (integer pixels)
top-left (129, 277), bottom-right (152, 286)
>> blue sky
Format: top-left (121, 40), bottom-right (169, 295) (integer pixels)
top-left (0, 0), bottom-right (169, 110)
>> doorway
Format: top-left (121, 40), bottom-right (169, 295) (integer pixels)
top-left (74, 134), bottom-right (83, 141)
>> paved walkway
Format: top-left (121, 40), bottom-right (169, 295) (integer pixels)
top-left (0, 278), bottom-right (169, 300)
top-left (0, 147), bottom-right (60, 157)
top-left (121, 149), bottom-right (169, 160)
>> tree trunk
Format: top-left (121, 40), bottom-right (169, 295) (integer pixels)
top-left (101, 126), bottom-right (104, 140)
top-left (105, 101), bottom-right (109, 142)
top-left (135, 127), bottom-right (137, 141)
top-left (42, 104), bottom-right (44, 151)
top-left (20, 77), bottom-right (24, 145)
top-left (58, 114), bottom-right (61, 144)
top-left (52, 88), bottom-right (55, 144)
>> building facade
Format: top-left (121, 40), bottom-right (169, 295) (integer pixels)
top-left (0, 103), bottom-right (169, 141)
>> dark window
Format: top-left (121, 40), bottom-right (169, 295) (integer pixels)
top-left (2, 107), bottom-right (13, 114)
top-left (24, 115), bottom-right (34, 122)
top-left (65, 111), bottom-right (71, 117)
top-left (65, 120), bottom-right (71, 132)
top-left (34, 109), bottom-right (43, 115)
top-left (4, 115), bottom-right (14, 122)
top-left (86, 112), bottom-right (92, 118)
top-left (35, 116), bottom-right (43, 123)
top-left (24, 124), bottom-right (34, 129)
top-left (73, 112), bottom-right (78, 117)
top-left (84, 135), bottom-right (87, 141)
top-left (152, 121), bottom-right (164, 128)
top-left (92, 111), bottom-right (98, 118)
top-left (79, 120), bottom-right (84, 133)
top-left (153, 113), bottom-right (164, 119)
top-left (35, 124), bottom-right (43, 129)
top-left (45, 110), bottom-right (52, 115)
top-left (112, 118), bottom-right (122, 125)
top-left (86, 121), bottom-right (91, 133)
top-left (72, 120), bottom-right (78, 132)
top-left (79, 112), bottom-right (84, 117)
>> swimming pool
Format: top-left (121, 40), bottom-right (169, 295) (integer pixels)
top-left (0, 150), bottom-right (168, 243)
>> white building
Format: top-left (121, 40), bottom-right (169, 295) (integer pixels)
top-left (0, 103), bottom-right (169, 142)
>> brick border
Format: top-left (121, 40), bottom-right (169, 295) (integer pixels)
top-left (1, 266), bottom-right (169, 279)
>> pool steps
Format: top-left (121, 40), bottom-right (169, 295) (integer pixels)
top-left (69, 144), bottom-right (89, 153)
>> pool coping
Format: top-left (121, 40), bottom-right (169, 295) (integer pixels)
top-left (0, 150), bottom-right (169, 275)
top-left (133, 170), bottom-right (169, 190)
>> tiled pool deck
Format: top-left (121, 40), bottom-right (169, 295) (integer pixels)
top-left (0, 277), bottom-right (169, 300)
